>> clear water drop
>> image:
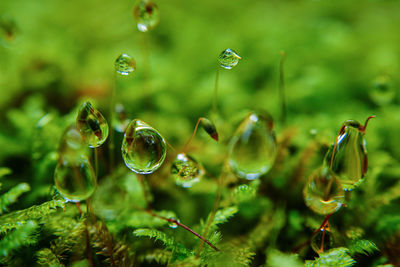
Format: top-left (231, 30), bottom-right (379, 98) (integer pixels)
top-left (218, 48), bottom-right (241, 69)
top-left (133, 0), bottom-right (160, 32)
top-left (115, 54), bottom-right (136, 76)
top-left (54, 156), bottom-right (96, 202)
top-left (369, 75), bottom-right (395, 106)
top-left (122, 119), bottom-right (166, 174)
top-left (171, 153), bottom-right (204, 188)
top-left (324, 117), bottom-right (373, 190)
top-left (311, 228), bottom-right (334, 254)
top-left (168, 217), bottom-right (180, 229)
top-left (228, 112), bottom-right (277, 180)
top-left (303, 167), bottom-right (344, 215)
top-left (113, 103), bottom-right (130, 133)
top-left (76, 101), bottom-right (109, 148)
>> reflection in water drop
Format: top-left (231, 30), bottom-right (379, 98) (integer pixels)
top-left (228, 112), bottom-right (277, 180)
top-left (133, 0), bottom-right (160, 32)
top-left (115, 54), bottom-right (136, 76)
top-left (54, 156), bottom-right (96, 202)
top-left (303, 167), bottom-right (344, 215)
top-left (218, 48), bottom-right (241, 69)
top-left (122, 119), bottom-right (166, 174)
top-left (76, 101), bottom-right (109, 148)
top-left (171, 153), bottom-right (204, 188)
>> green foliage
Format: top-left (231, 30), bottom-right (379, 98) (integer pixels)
top-left (0, 220), bottom-right (38, 261)
top-left (305, 248), bottom-right (356, 267)
top-left (348, 239), bottom-right (379, 256)
top-left (36, 248), bottom-right (64, 267)
top-left (265, 249), bottom-right (303, 267)
top-left (0, 182), bottom-right (30, 215)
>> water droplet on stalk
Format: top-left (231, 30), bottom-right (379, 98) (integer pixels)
top-left (303, 167), bottom-right (344, 215)
top-left (122, 119), bottom-right (166, 174)
top-left (218, 48), bottom-right (241, 69)
top-left (133, 0), bottom-right (160, 32)
top-left (228, 112), bottom-right (277, 180)
top-left (54, 156), bottom-right (96, 202)
top-left (168, 217), bottom-right (180, 229)
top-left (311, 227), bottom-right (334, 254)
top-left (76, 101), bottom-right (109, 148)
top-left (115, 54), bottom-right (136, 76)
top-left (171, 153), bottom-right (204, 188)
top-left (324, 117), bottom-right (374, 190)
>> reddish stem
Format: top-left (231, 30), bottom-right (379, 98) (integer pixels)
top-left (183, 118), bottom-right (202, 153)
top-left (359, 115), bottom-right (375, 133)
top-left (144, 210), bottom-right (220, 252)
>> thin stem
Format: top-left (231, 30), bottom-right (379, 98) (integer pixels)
top-left (94, 147), bottom-right (98, 178)
top-left (359, 115), bottom-right (375, 133)
top-left (144, 209), bottom-right (220, 252)
top-left (279, 51), bottom-right (287, 124)
top-left (138, 174), bottom-right (152, 210)
top-left (140, 33), bottom-right (152, 108)
top-left (196, 162), bottom-right (226, 257)
top-left (109, 73), bottom-right (116, 174)
top-left (313, 213), bottom-right (333, 235)
top-left (76, 202), bottom-right (94, 267)
top-left (212, 66), bottom-right (220, 115)
top-left (183, 118), bottom-right (202, 153)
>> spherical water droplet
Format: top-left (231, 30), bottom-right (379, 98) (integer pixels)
top-left (303, 168), bottom-right (344, 215)
top-left (324, 119), bottom-right (370, 191)
top-left (122, 119), bottom-right (166, 174)
top-left (369, 75), bottom-right (395, 106)
top-left (76, 101), bottom-right (109, 148)
top-left (113, 103), bottom-right (130, 133)
top-left (115, 54), bottom-right (136, 76)
top-left (228, 112), bottom-right (277, 180)
top-left (168, 218), bottom-right (180, 229)
top-left (311, 228), bottom-right (334, 254)
top-left (171, 153), bottom-right (204, 188)
top-left (218, 48), bottom-right (242, 69)
top-left (133, 0), bottom-right (160, 32)
top-left (54, 156), bottom-right (96, 202)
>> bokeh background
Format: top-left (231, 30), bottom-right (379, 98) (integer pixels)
top-left (1, 0), bottom-right (400, 266)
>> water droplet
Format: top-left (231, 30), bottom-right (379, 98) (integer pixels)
top-left (59, 126), bottom-right (90, 162)
top-left (324, 117), bottom-right (373, 190)
top-left (171, 153), bottom-right (204, 188)
top-left (122, 119), bottom-right (167, 174)
top-left (218, 48), bottom-right (242, 69)
top-left (76, 101), bottom-right (109, 148)
top-left (133, 0), bottom-right (160, 32)
top-left (228, 112), bottom-right (277, 180)
top-left (54, 156), bottom-right (97, 202)
top-left (168, 217), bottom-right (180, 229)
top-left (115, 54), bottom-right (136, 76)
top-left (311, 228), bottom-right (334, 254)
top-left (369, 75), bottom-right (395, 106)
top-left (303, 168), bottom-right (344, 215)
top-left (113, 103), bottom-right (130, 133)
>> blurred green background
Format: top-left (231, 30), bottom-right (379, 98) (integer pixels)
top-left (1, 0), bottom-right (400, 265)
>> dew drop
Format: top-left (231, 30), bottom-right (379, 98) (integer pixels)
top-left (171, 153), bottom-right (204, 188)
top-left (218, 48), bottom-right (242, 69)
top-left (369, 75), bottom-right (395, 106)
top-left (228, 112), bottom-right (277, 180)
top-left (303, 167), bottom-right (344, 215)
top-left (54, 156), bottom-right (96, 202)
top-left (168, 217), bottom-right (180, 229)
top-left (59, 126), bottom-right (90, 162)
top-left (311, 227), bottom-right (334, 254)
top-left (115, 54), bottom-right (136, 76)
top-left (324, 117), bottom-right (373, 190)
top-left (76, 101), bottom-right (109, 148)
top-left (122, 119), bottom-right (166, 174)
top-left (113, 103), bottom-right (130, 133)
top-left (133, 0), bottom-right (160, 32)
